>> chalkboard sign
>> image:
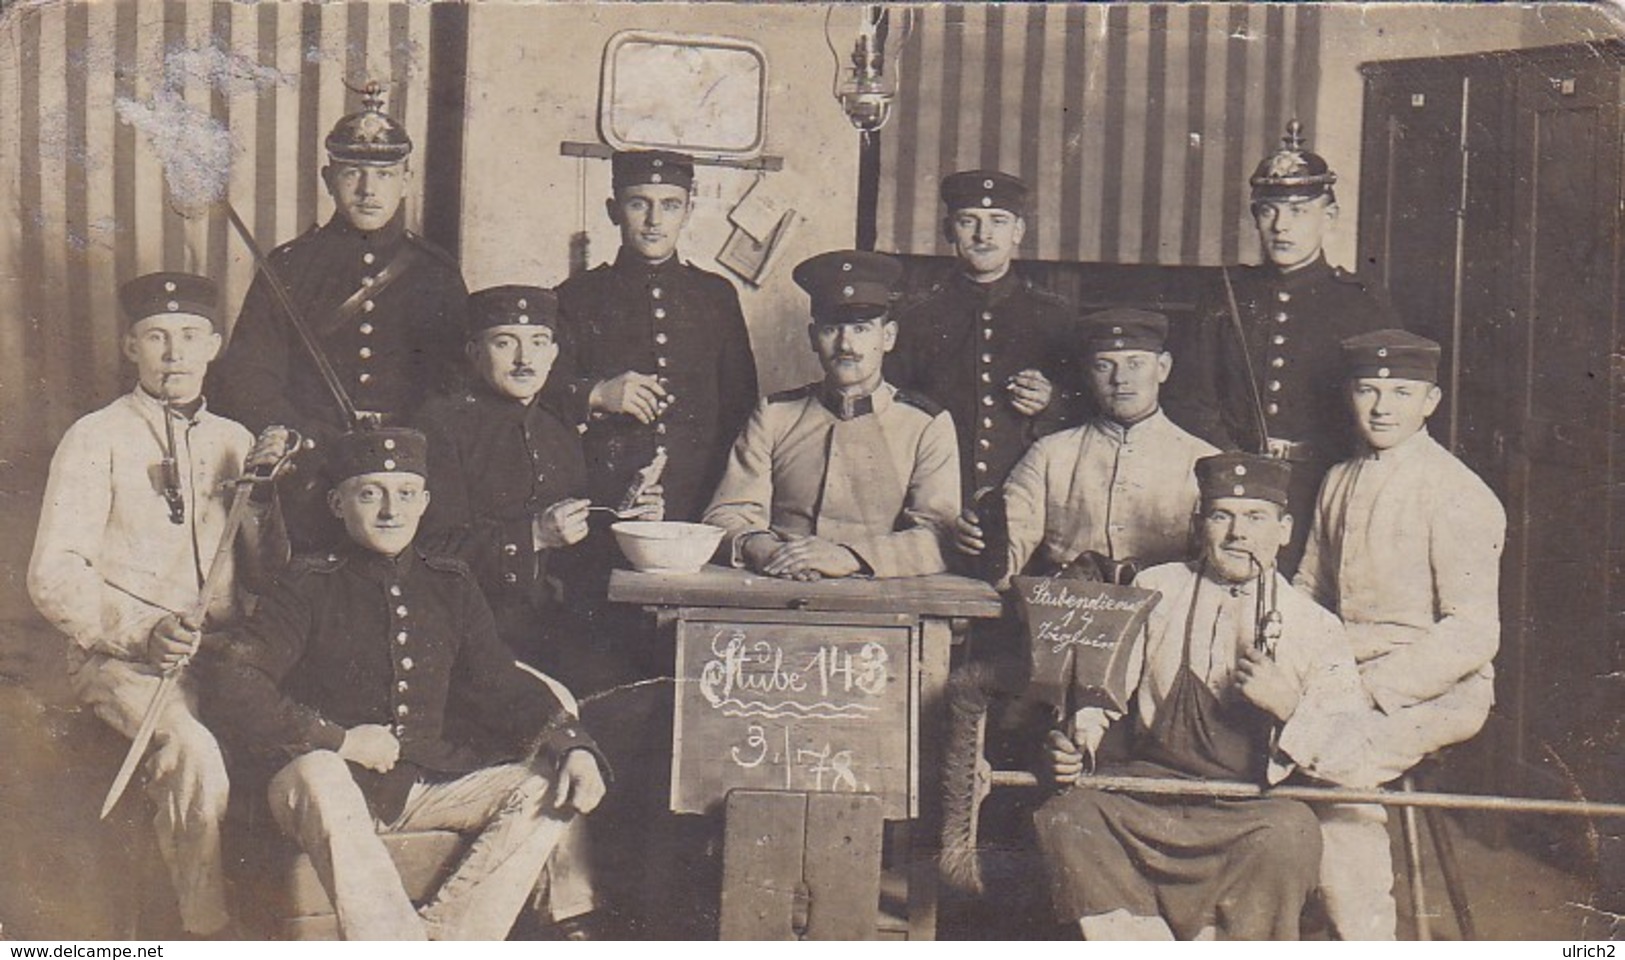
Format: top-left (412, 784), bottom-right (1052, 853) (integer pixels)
top-left (671, 618), bottom-right (915, 820)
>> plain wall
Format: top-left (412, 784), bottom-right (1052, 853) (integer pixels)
top-left (459, 2), bottom-right (867, 395)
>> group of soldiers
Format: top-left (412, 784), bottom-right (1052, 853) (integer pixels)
top-left (25, 84), bottom-right (1506, 941)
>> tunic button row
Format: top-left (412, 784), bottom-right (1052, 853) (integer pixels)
top-left (360, 322), bottom-right (374, 335)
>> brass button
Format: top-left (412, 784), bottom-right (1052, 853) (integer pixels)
top-left (978, 438), bottom-right (991, 450)
top-left (655, 333), bottom-right (668, 345)
top-left (980, 311), bottom-right (993, 321)
top-left (396, 631), bottom-right (408, 645)
top-left (655, 423), bottom-right (667, 435)
top-left (396, 703), bottom-right (409, 716)
top-left (1272, 334), bottom-right (1285, 346)
top-left (980, 353), bottom-right (992, 363)
top-left (503, 543), bottom-right (518, 556)
top-left (363, 252), bottom-right (376, 265)
top-left (975, 461), bottom-right (988, 473)
top-left (654, 308), bottom-right (667, 320)
top-left (401, 656), bottom-right (414, 670)
top-left (981, 395), bottom-right (995, 407)
top-left (1270, 356), bottom-right (1285, 368)
top-left (358, 373), bottom-right (372, 384)
top-left (1267, 380), bottom-right (1281, 393)
top-left (1274, 311), bottom-right (1288, 324)
top-left (362, 301), bottom-right (375, 313)
top-left (651, 287), bottom-right (663, 299)
top-left (396, 680), bottom-right (408, 693)
top-left (1267, 403), bottom-right (1280, 416)
top-left (1276, 290), bottom-right (1291, 303)
top-left (395, 605), bottom-right (408, 617)
top-left (503, 572), bottom-right (518, 584)
top-left (359, 322), bottom-right (374, 335)
top-left (981, 417), bottom-right (993, 429)
top-left (389, 585), bottom-right (402, 597)
top-left (359, 347), bottom-right (372, 359)
top-left (980, 372), bottom-right (992, 383)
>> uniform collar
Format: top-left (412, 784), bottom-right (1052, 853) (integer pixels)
top-left (1096, 407), bottom-right (1168, 441)
top-left (469, 379), bottom-right (545, 414)
top-left (614, 246), bottom-right (684, 277)
top-left (818, 380), bottom-right (893, 420)
top-left (952, 267), bottom-right (1021, 306)
top-left (130, 386), bottom-right (207, 424)
top-left (342, 542), bottom-right (421, 582)
top-left (1364, 425), bottom-right (1435, 463)
top-left (321, 208), bottom-right (408, 251)
top-left (1270, 253), bottom-right (1333, 290)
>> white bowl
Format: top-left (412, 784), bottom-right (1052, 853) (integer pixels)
top-left (611, 521), bottom-right (726, 575)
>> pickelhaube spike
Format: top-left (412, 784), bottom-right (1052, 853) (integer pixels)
top-left (1249, 119), bottom-right (1335, 200)
top-left (325, 79), bottom-right (412, 166)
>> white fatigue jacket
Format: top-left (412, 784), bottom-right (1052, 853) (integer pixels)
top-left (703, 380), bottom-right (960, 579)
top-left (1092, 561), bottom-right (1372, 786)
top-left (28, 389), bottom-right (269, 662)
top-left (1297, 428), bottom-right (1506, 713)
top-left (1003, 409), bottom-right (1216, 577)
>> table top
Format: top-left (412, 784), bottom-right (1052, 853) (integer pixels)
top-left (608, 564), bottom-right (1004, 620)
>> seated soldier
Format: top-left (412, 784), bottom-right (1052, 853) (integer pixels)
top-left (1297, 330), bottom-right (1507, 939)
top-left (415, 286), bottom-right (662, 673)
top-left (28, 272), bottom-right (289, 938)
top-left (957, 308), bottom-right (1217, 585)
top-left (704, 250), bottom-right (960, 580)
top-left (204, 429), bottom-right (608, 940)
top-left (1032, 453), bottom-right (1369, 940)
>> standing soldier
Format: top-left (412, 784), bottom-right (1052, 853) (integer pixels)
top-left (888, 170), bottom-right (1079, 501)
top-left (29, 273), bottom-right (290, 938)
top-left (1164, 121), bottom-right (1400, 573)
top-left (549, 150), bottom-right (758, 523)
top-left (209, 84), bottom-right (469, 552)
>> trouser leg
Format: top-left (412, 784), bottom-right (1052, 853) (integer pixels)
top-left (394, 761), bottom-right (572, 941)
top-left (1318, 803), bottom-right (1397, 940)
top-left (1358, 675), bottom-right (1494, 786)
top-left (74, 658), bottom-right (232, 934)
top-left (1031, 787), bottom-right (1160, 926)
top-left (268, 751), bottom-right (424, 940)
top-left (531, 818), bottom-right (596, 924)
top-left (1214, 799), bottom-right (1322, 940)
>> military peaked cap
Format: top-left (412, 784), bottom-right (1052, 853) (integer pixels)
top-left (1078, 308), bottom-right (1170, 354)
top-left (1341, 329), bottom-right (1441, 382)
top-left (120, 272), bottom-right (219, 328)
top-left (328, 427), bottom-right (428, 483)
top-left (793, 250), bottom-right (903, 323)
top-left (467, 285), bottom-right (560, 336)
top-left (941, 169), bottom-right (1027, 215)
top-left (1196, 451), bottom-right (1292, 507)
top-left (612, 150), bottom-right (696, 192)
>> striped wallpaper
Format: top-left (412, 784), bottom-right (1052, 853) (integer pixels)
top-left (0, 0), bottom-right (450, 455)
top-left (878, 3), bottom-right (1322, 266)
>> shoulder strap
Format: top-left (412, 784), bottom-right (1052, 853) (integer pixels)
top-left (312, 244), bottom-right (427, 339)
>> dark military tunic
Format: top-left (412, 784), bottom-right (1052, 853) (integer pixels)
top-left (208, 213), bottom-right (469, 552)
top-left (887, 269), bottom-right (1080, 498)
top-left (203, 545), bottom-right (597, 823)
top-left (210, 213), bottom-right (469, 438)
top-left (415, 385), bottom-right (589, 666)
top-left (549, 249), bottom-right (758, 522)
top-left (1163, 255), bottom-right (1399, 571)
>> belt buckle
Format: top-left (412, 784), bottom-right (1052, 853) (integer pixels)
top-left (354, 410), bottom-right (389, 429)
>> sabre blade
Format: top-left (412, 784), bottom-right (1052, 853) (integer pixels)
top-left (99, 673), bottom-right (176, 820)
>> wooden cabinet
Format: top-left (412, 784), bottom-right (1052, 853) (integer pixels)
top-left (1359, 43), bottom-right (1623, 811)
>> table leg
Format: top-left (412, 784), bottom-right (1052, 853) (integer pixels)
top-left (908, 618), bottom-right (953, 940)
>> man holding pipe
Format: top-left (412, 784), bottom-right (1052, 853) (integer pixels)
top-left (1031, 452), bottom-right (1369, 940)
top-left (28, 272), bottom-right (290, 938)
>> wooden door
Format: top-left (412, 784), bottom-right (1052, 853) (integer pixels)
top-left (1505, 48), bottom-right (1623, 796)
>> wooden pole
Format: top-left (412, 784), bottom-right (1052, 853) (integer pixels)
top-left (985, 770), bottom-right (1625, 819)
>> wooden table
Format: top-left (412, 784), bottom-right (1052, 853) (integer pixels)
top-left (608, 564), bottom-right (1002, 939)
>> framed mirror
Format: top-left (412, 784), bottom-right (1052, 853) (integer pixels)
top-left (599, 30), bottom-right (769, 159)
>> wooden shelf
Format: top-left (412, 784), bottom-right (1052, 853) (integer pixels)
top-left (560, 140), bottom-right (784, 172)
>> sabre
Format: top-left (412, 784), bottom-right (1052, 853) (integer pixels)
top-left (219, 203), bottom-right (365, 430)
top-left (1220, 267), bottom-right (1273, 456)
top-left (100, 431), bottom-right (302, 819)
